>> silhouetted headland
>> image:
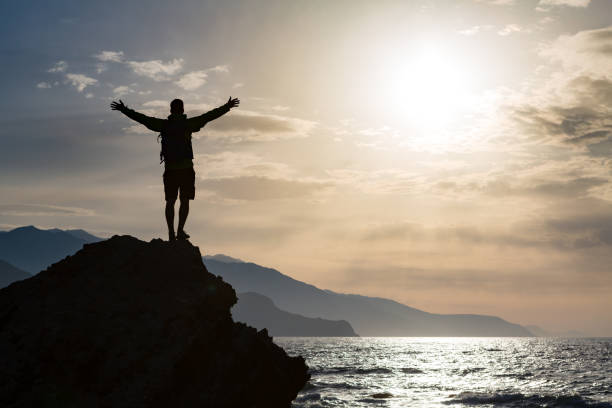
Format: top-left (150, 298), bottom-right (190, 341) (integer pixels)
top-left (233, 291), bottom-right (359, 337)
top-left (0, 235), bottom-right (309, 408)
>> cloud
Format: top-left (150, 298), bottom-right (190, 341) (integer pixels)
top-left (511, 102), bottom-right (612, 146)
top-left (458, 25), bottom-right (493, 36)
top-left (96, 63), bottom-right (107, 74)
top-left (505, 27), bottom-right (612, 148)
top-left (127, 58), bottom-right (184, 81)
top-left (498, 24), bottom-right (526, 36)
top-left (360, 197), bottom-right (612, 250)
top-left (193, 151), bottom-right (330, 201)
top-left (361, 221), bottom-right (546, 249)
top-left (122, 124), bottom-right (151, 134)
top-left (0, 204), bottom-right (95, 217)
top-left (520, 177), bottom-right (607, 198)
top-left (91, 50), bottom-right (227, 90)
top-left (539, 26), bottom-right (612, 77)
top-left (36, 82), bottom-right (52, 89)
top-left (48, 60), bottom-right (67, 73)
top-left (475, 0), bottom-right (516, 5)
top-left (175, 65), bottom-right (230, 90)
top-left (208, 65), bottom-right (229, 73)
top-left (326, 168), bottom-right (420, 194)
top-left (539, 16), bottom-right (556, 25)
top-left (94, 50), bottom-right (124, 62)
top-left (538, 0), bottom-right (590, 7)
top-left (195, 151), bottom-right (294, 180)
top-left (175, 70), bottom-right (208, 90)
top-left (113, 85), bottom-right (133, 97)
top-left (204, 110), bottom-right (317, 142)
top-left (65, 73), bottom-right (97, 92)
top-left (436, 166), bottom-right (608, 201)
top-left (546, 211), bottom-right (612, 248)
top-left (142, 100), bottom-right (168, 108)
top-left (199, 176), bottom-right (330, 201)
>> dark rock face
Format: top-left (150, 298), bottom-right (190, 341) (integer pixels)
top-left (0, 236), bottom-right (309, 408)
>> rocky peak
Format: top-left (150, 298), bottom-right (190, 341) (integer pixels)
top-left (0, 235), bottom-right (309, 407)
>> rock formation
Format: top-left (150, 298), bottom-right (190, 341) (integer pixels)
top-left (0, 236), bottom-right (309, 408)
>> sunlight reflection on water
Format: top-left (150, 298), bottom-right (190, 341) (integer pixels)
top-left (276, 337), bottom-right (612, 408)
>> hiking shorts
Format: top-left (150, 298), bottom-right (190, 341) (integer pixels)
top-left (163, 168), bottom-right (195, 201)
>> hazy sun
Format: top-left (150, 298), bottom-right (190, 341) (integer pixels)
top-left (383, 44), bottom-right (477, 134)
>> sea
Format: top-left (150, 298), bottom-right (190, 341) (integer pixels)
top-left (276, 337), bottom-right (612, 408)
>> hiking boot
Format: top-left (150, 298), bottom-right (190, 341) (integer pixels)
top-left (177, 230), bottom-right (190, 240)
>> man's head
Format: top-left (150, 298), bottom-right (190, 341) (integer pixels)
top-left (170, 99), bottom-right (184, 115)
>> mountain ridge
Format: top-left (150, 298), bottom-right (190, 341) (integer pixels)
top-left (234, 291), bottom-right (358, 337)
top-left (0, 259), bottom-right (31, 289)
top-left (204, 258), bottom-right (533, 337)
top-left (0, 226), bottom-right (533, 336)
top-left (0, 225), bottom-right (97, 273)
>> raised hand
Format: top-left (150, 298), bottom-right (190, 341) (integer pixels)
top-left (226, 96), bottom-right (240, 109)
top-left (110, 99), bottom-right (127, 112)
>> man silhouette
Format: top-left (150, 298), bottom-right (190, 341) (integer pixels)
top-left (111, 97), bottom-right (239, 241)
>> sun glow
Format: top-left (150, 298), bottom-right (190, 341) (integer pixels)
top-left (382, 45), bottom-right (478, 134)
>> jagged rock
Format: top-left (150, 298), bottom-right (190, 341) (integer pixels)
top-left (0, 236), bottom-right (309, 408)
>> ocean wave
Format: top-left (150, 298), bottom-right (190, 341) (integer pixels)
top-left (453, 367), bottom-right (485, 376)
top-left (312, 366), bottom-right (393, 375)
top-left (493, 372), bottom-right (533, 380)
top-left (401, 367), bottom-right (424, 374)
top-left (444, 391), bottom-right (612, 407)
top-left (312, 380), bottom-right (363, 390)
top-left (355, 367), bottom-right (393, 375)
top-left (371, 392), bottom-right (393, 399)
top-left (357, 396), bottom-right (393, 404)
top-left (295, 392), bottom-right (321, 402)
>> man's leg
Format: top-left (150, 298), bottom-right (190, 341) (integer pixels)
top-left (177, 198), bottom-right (189, 237)
top-left (176, 168), bottom-right (194, 240)
top-left (165, 199), bottom-right (176, 241)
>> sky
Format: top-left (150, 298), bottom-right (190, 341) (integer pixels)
top-left (1, 0), bottom-right (611, 335)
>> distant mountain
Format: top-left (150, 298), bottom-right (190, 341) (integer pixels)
top-left (0, 226), bottom-right (532, 336)
top-left (203, 254), bottom-right (244, 263)
top-left (525, 325), bottom-right (552, 337)
top-left (205, 259), bottom-right (533, 337)
top-left (525, 325), bottom-right (588, 338)
top-left (0, 259), bottom-right (31, 289)
top-left (50, 228), bottom-right (103, 243)
top-left (233, 292), bottom-right (358, 337)
top-left (0, 226), bottom-right (102, 273)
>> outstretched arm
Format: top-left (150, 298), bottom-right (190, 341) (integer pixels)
top-left (189, 96), bottom-right (240, 132)
top-left (110, 99), bottom-right (165, 132)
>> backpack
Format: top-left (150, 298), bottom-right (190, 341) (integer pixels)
top-left (158, 117), bottom-right (193, 164)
